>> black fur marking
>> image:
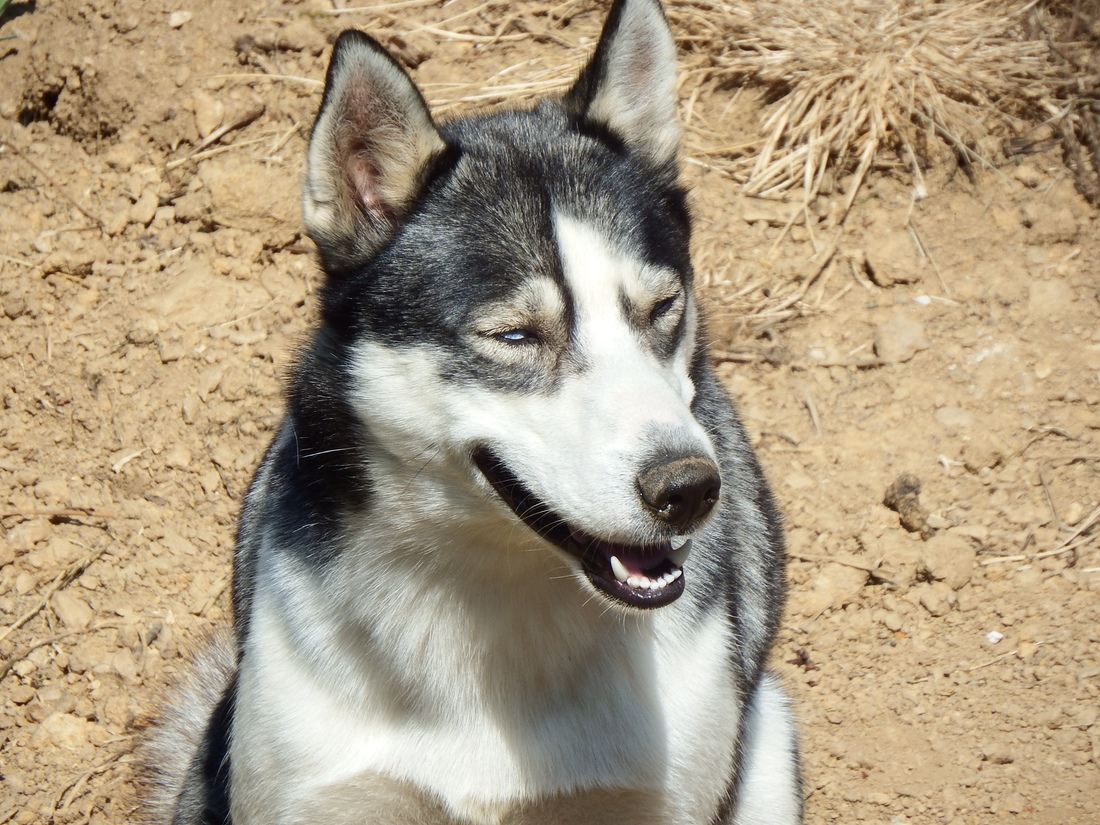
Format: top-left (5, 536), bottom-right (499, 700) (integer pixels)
top-left (172, 675), bottom-right (236, 825)
top-left (313, 103), bottom-right (693, 399)
top-left (233, 328), bottom-right (374, 644)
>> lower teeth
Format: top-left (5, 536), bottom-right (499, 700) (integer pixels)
top-left (623, 568), bottom-right (682, 591)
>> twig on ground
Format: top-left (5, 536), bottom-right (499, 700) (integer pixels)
top-left (0, 546), bottom-right (108, 646)
top-left (53, 747), bottom-right (132, 814)
top-left (0, 621), bottom-right (124, 681)
top-left (193, 103), bottom-right (265, 154)
top-left (1039, 456), bottom-right (1100, 532)
top-left (0, 506), bottom-right (117, 520)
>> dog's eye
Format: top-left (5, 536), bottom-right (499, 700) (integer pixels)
top-left (495, 328), bottom-right (539, 345)
top-left (650, 292), bottom-right (681, 322)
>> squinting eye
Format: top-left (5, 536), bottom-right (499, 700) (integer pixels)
top-left (650, 293), bottom-right (680, 322)
top-left (496, 328), bottom-right (538, 345)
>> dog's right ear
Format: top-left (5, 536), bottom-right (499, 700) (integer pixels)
top-left (303, 30), bottom-right (446, 275)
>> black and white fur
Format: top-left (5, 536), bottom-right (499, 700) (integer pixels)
top-left (140, 1), bottom-right (802, 822)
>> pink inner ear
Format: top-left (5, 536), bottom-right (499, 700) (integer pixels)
top-left (349, 152), bottom-right (388, 223)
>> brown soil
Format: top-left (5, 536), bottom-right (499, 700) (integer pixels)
top-left (1, 2), bottom-right (1097, 824)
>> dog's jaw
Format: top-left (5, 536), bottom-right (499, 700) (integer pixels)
top-left (472, 448), bottom-right (689, 608)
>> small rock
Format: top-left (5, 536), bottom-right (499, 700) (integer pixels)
top-left (877, 610), bottom-right (904, 632)
top-left (924, 513), bottom-right (950, 531)
top-left (164, 444), bottom-right (192, 470)
top-left (870, 530), bottom-right (922, 590)
top-left (962, 433), bottom-right (1006, 472)
top-left (789, 562), bottom-right (868, 617)
top-left (278, 19), bottom-right (327, 55)
top-left (15, 571), bottom-right (37, 596)
top-left (861, 231), bottom-right (927, 286)
top-left (31, 712), bottom-right (95, 754)
top-left (197, 363), bottom-right (226, 401)
top-left (111, 648), bottom-right (142, 683)
top-left (918, 582), bottom-right (954, 616)
top-left (9, 685), bottom-right (36, 705)
top-left (1017, 640), bottom-right (1039, 660)
top-left (1011, 163), bottom-right (1042, 188)
top-left (51, 591), bottom-right (95, 631)
top-left (192, 91), bottom-right (225, 139)
top-left (173, 190), bottom-right (213, 226)
top-left (783, 469), bottom-right (815, 490)
top-left (168, 10), bottom-right (192, 28)
top-left (817, 562), bottom-right (868, 605)
top-left (6, 519), bottom-right (50, 552)
top-left (919, 533), bottom-right (976, 590)
top-left (130, 189), bottom-right (159, 227)
top-left (218, 366), bottom-right (251, 401)
top-left (158, 338), bottom-right (188, 363)
top-left (127, 323), bottom-right (157, 345)
top-left (982, 745), bottom-right (1014, 764)
top-left (103, 201), bottom-right (131, 236)
top-left (182, 394), bottom-right (202, 424)
top-left (103, 142), bottom-right (142, 172)
top-left (873, 311), bottom-right (930, 364)
top-left (34, 478), bottom-right (70, 503)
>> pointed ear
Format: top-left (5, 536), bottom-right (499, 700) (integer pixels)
top-left (563, 0), bottom-right (680, 167)
top-left (303, 30), bottom-right (447, 274)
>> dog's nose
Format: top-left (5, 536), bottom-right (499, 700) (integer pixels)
top-left (637, 456), bottom-right (721, 530)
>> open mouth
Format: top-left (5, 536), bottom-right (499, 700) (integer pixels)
top-left (473, 448), bottom-right (691, 608)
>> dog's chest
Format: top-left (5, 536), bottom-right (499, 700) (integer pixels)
top-left (233, 592), bottom-right (740, 825)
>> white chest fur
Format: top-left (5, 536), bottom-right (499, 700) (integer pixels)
top-left (230, 538), bottom-right (741, 825)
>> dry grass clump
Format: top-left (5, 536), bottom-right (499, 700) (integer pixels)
top-left (1034, 0), bottom-right (1100, 204)
top-left (381, 0), bottom-right (1089, 212)
top-left (669, 0), bottom-right (1063, 214)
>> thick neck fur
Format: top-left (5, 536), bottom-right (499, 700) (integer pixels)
top-left (259, 444), bottom-right (665, 720)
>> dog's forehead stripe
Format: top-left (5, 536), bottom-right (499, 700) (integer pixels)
top-left (553, 213), bottom-right (675, 331)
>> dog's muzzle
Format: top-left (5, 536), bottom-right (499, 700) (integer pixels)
top-left (473, 448), bottom-right (719, 608)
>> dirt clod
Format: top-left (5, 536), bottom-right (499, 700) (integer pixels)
top-left (883, 474), bottom-right (930, 536)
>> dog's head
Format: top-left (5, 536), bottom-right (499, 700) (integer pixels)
top-left (301, 0), bottom-right (723, 610)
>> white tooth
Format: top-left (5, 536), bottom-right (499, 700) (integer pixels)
top-left (610, 555), bottom-right (629, 583)
top-left (627, 575), bottom-right (643, 589)
top-left (668, 538), bottom-right (693, 567)
top-left (670, 568), bottom-right (682, 581)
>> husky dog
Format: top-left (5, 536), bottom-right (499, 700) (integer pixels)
top-left (140, 0), bottom-right (802, 822)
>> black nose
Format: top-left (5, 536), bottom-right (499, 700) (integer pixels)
top-left (637, 456), bottom-right (721, 530)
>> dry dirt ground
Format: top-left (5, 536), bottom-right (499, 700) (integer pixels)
top-left (1, 1), bottom-right (1098, 824)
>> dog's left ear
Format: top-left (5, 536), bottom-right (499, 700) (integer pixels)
top-left (303, 30), bottom-right (447, 275)
top-left (563, 0), bottom-right (680, 168)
